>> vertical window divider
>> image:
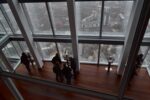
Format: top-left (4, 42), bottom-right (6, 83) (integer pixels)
top-left (46, 3), bottom-right (60, 56)
top-left (97, 1), bottom-right (104, 66)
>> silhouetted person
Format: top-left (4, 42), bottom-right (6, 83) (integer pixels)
top-left (107, 56), bottom-right (114, 72)
top-left (53, 61), bottom-right (63, 82)
top-left (21, 52), bottom-right (31, 73)
top-left (69, 57), bottom-right (77, 79)
top-left (62, 63), bottom-right (72, 84)
top-left (52, 53), bottom-right (62, 65)
top-left (26, 52), bottom-right (34, 67)
top-left (135, 54), bottom-right (143, 74)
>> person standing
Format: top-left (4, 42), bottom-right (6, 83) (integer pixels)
top-left (53, 61), bottom-right (62, 82)
top-left (69, 57), bottom-right (77, 79)
top-left (52, 53), bottom-right (63, 82)
top-left (26, 52), bottom-right (34, 67)
top-left (52, 53), bottom-right (62, 65)
top-left (62, 63), bottom-right (72, 85)
top-left (21, 52), bottom-right (31, 73)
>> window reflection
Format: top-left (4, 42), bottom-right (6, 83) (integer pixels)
top-left (0, 9), bottom-right (12, 34)
top-left (76, 2), bottom-right (101, 36)
top-left (3, 4), bottom-right (21, 34)
top-left (2, 42), bottom-right (20, 68)
top-left (38, 42), bottom-right (57, 60)
top-left (100, 44), bottom-right (122, 64)
top-left (79, 44), bottom-right (98, 63)
top-left (102, 1), bottom-right (133, 36)
top-left (25, 3), bottom-right (52, 34)
top-left (58, 43), bottom-right (73, 61)
top-left (50, 2), bottom-right (70, 35)
top-left (144, 20), bottom-right (150, 37)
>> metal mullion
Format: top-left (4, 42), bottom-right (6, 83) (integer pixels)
top-left (99, 1), bottom-right (104, 37)
top-left (98, 1), bottom-right (104, 66)
top-left (97, 44), bottom-right (101, 66)
top-left (46, 3), bottom-right (60, 54)
top-left (46, 3), bottom-right (55, 36)
top-left (0, 5), bottom-right (16, 35)
top-left (21, 3), bottom-right (34, 34)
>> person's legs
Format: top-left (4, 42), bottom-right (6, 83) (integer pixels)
top-left (25, 64), bottom-right (31, 73)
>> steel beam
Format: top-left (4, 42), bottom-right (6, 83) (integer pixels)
top-left (67, 0), bottom-right (80, 71)
top-left (6, 0), bottom-right (43, 68)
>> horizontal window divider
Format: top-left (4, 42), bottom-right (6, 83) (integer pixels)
top-left (0, 0), bottom-right (135, 4)
top-left (0, 71), bottom-right (132, 100)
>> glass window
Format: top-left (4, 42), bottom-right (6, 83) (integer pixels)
top-left (102, 1), bottom-right (133, 37)
top-left (38, 42), bottom-right (57, 60)
top-left (100, 44), bottom-right (123, 64)
top-left (50, 2), bottom-right (70, 35)
top-left (2, 42), bottom-right (20, 68)
top-left (58, 43), bottom-right (73, 61)
top-left (25, 3), bottom-right (52, 35)
top-left (18, 41), bottom-right (29, 52)
top-left (0, 58), bottom-right (7, 71)
top-left (144, 19), bottom-right (150, 37)
top-left (140, 46), bottom-right (150, 67)
top-left (76, 2), bottom-right (102, 36)
top-left (3, 4), bottom-right (21, 34)
top-left (0, 9), bottom-right (12, 34)
top-left (79, 44), bottom-right (98, 63)
top-left (12, 41), bottom-right (23, 57)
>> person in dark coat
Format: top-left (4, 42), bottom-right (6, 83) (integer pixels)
top-left (53, 61), bottom-right (62, 82)
top-left (21, 52), bottom-right (31, 73)
top-left (26, 52), bottom-right (34, 67)
top-left (69, 57), bottom-right (77, 79)
top-left (62, 63), bottom-right (72, 84)
top-left (52, 53), bottom-right (62, 65)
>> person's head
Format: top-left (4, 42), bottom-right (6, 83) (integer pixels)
top-left (22, 52), bottom-right (26, 57)
top-left (56, 53), bottom-right (59, 57)
top-left (139, 54), bottom-right (143, 58)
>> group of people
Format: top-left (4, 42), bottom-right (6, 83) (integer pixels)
top-left (21, 52), bottom-right (34, 73)
top-left (52, 53), bottom-right (76, 84)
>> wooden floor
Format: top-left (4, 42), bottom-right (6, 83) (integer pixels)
top-left (1, 62), bottom-right (150, 100)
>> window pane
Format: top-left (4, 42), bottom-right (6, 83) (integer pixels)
top-left (0, 10), bottom-right (12, 34)
top-left (50, 2), bottom-right (70, 35)
top-left (140, 46), bottom-right (149, 67)
top-left (100, 45), bottom-right (123, 64)
top-left (144, 19), bottom-right (150, 37)
top-left (58, 43), bottom-right (73, 61)
top-left (25, 3), bottom-right (52, 34)
top-left (3, 4), bottom-right (21, 34)
top-left (79, 44), bottom-right (98, 63)
top-left (19, 41), bottom-right (29, 52)
top-left (102, 1), bottom-right (133, 37)
top-left (76, 2), bottom-right (101, 36)
top-left (2, 42), bottom-right (20, 68)
top-left (0, 58), bottom-right (7, 71)
top-left (12, 41), bottom-right (23, 57)
top-left (38, 42), bottom-right (57, 60)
